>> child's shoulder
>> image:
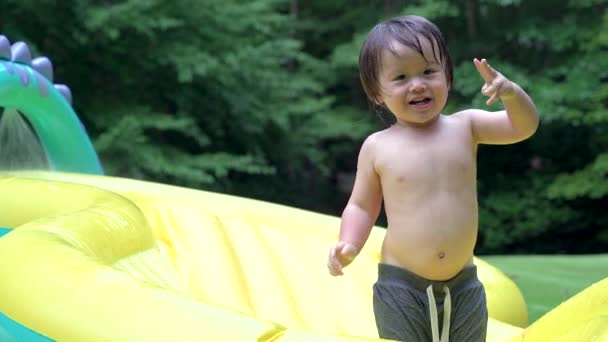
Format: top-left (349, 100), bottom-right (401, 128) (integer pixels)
top-left (357, 129), bottom-right (393, 157)
top-left (363, 126), bottom-right (397, 145)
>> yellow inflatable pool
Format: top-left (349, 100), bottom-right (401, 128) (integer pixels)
top-left (0, 171), bottom-right (606, 341)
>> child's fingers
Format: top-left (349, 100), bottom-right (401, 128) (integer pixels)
top-left (486, 92), bottom-right (499, 105)
top-left (476, 58), bottom-right (512, 106)
top-left (327, 254), bottom-right (344, 276)
top-left (328, 241), bottom-right (358, 276)
top-left (329, 245), bottom-right (340, 265)
top-left (473, 58), bottom-right (487, 81)
top-left (473, 58), bottom-right (482, 70)
top-left (485, 78), bottom-right (508, 105)
top-left (474, 58), bottom-right (495, 83)
top-left (481, 59), bottom-right (498, 76)
top-left (481, 83), bottom-right (495, 97)
top-left (328, 245), bottom-right (344, 276)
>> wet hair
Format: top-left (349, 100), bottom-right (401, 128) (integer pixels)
top-left (359, 15), bottom-right (453, 105)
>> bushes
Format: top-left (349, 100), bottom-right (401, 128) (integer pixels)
top-left (1, 0), bottom-right (606, 253)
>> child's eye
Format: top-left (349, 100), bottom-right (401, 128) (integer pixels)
top-left (394, 74), bottom-right (407, 81)
top-left (423, 69), bottom-right (435, 75)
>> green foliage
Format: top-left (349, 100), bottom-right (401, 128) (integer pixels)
top-left (78, 0), bottom-right (300, 188)
top-left (479, 180), bottom-right (583, 252)
top-left (94, 106), bottom-right (273, 186)
top-left (548, 154), bottom-right (608, 200)
top-left (401, 0), bottom-right (460, 18)
top-left (1, 0), bottom-right (606, 253)
top-left (7, 0), bottom-right (346, 194)
top-left (330, 32), bottom-right (367, 71)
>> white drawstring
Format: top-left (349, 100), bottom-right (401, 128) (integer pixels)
top-left (426, 285), bottom-right (451, 342)
top-left (442, 287), bottom-right (451, 341)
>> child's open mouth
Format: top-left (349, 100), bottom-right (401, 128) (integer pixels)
top-left (409, 98), bottom-right (431, 105)
top-left (409, 98), bottom-right (432, 108)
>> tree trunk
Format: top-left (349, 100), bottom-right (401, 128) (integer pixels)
top-left (465, 0), bottom-right (478, 40)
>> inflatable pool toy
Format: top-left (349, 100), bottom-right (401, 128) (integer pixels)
top-left (0, 171), bottom-right (527, 341)
top-left (0, 34), bottom-right (102, 174)
top-left (0, 33), bottom-right (606, 342)
top-left (1, 171), bottom-right (607, 342)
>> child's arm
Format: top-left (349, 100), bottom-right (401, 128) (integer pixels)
top-left (328, 136), bottom-right (383, 276)
top-left (468, 58), bottom-right (539, 144)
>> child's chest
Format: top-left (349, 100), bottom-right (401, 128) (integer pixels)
top-left (376, 127), bottom-right (477, 185)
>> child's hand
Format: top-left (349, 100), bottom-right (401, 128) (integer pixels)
top-left (327, 241), bottom-right (358, 276)
top-left (474, 58), bottom-right (516, 105)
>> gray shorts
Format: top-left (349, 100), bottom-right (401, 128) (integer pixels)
top-left (373, 263), bottom-right (487, 342)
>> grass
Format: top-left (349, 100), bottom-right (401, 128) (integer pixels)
top-left (483, 254), bottom-right (608, 324)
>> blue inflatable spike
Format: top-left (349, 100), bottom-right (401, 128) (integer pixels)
top-left (32, 57), bottom-right (54, 82)
top-left (0, 32), bottom-right (103, 174)
top-left (0, 36), bottom-right (10, 60)
top-left (11, 42), bottom-right (32, 65)
top-left (54, 84), bottom-right (72, 105)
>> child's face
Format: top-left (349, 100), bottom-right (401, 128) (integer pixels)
top-left (376, 37), bottom-right (449, 127)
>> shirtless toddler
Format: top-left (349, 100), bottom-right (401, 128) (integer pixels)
top-left (327, 15), bottom-right (539, 342)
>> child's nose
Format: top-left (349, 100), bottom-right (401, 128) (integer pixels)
top-left (409, 78), bottom-right (427, 92)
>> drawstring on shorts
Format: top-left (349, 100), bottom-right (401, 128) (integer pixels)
top-left (426, 285), bottom-right (451, 342)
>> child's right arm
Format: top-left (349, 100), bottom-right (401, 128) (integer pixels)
top-left (328, 136), bottom-right (383, 276)
top-left (469, 58), bottom-right (539, 145)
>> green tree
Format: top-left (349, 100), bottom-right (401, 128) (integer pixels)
top-left (1, 0), bottom-right (359, 212)
top-left (1, 0), bottom-right (606, 253)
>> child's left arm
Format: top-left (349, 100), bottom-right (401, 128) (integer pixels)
top-left (468, 58), bottom-right (539, 145)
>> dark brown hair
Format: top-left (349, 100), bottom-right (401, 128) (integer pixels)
top-left (359, 15), bottom-right (453, 104)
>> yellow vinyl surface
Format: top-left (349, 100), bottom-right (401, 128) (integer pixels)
top-left (0, 171), bottom-right (605, 341)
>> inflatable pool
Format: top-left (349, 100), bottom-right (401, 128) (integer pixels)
top-left (1, 171), bottom-right (607, 341)
top-left (0, 34), bottom-right (606, 342)
top-left (0, 34), bottom-right (102, 174)
top-left (0, 171), bottom-right (525, 341)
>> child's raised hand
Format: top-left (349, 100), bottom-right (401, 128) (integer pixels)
top-left (327, 241), bottom-right (358, 276)
top-left (474, 58), bottom-right (516, 106)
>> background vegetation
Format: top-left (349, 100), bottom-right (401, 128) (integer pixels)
top-left (1, 0), bottom-right (606, 255)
